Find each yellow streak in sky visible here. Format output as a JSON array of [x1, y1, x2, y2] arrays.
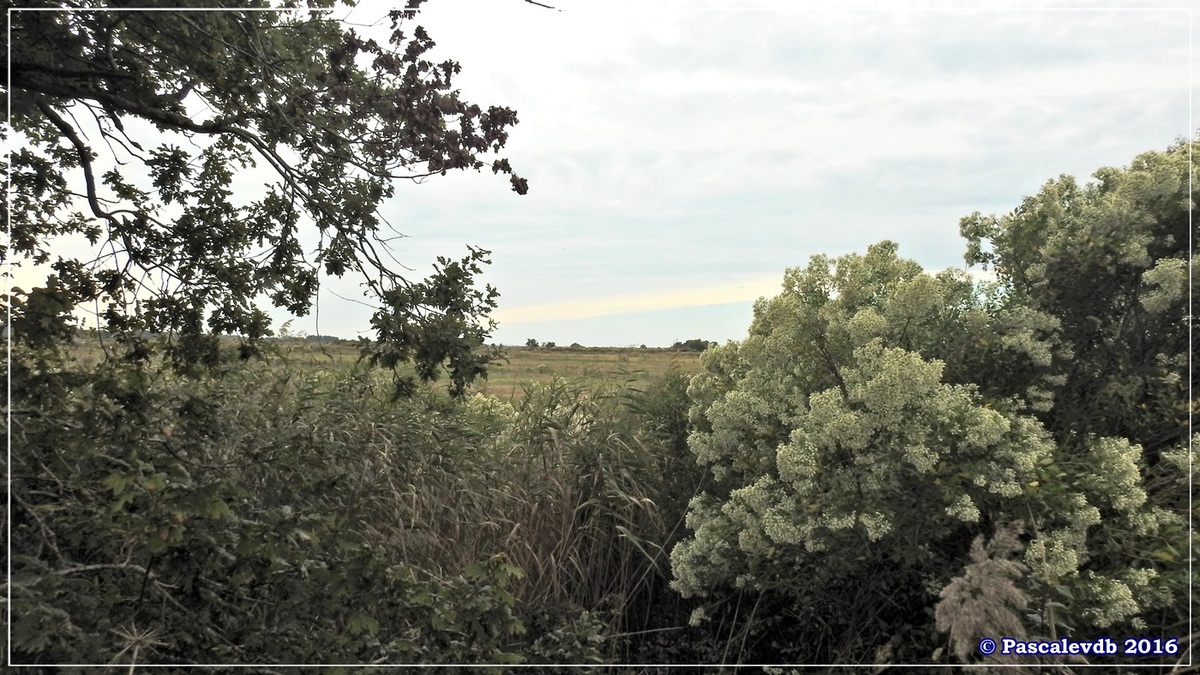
[[493, 276, 782, 325], [494, 267, 998, 326]]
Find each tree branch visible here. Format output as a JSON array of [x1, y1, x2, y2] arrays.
[[19, 71, 247, 136], [34, 97, 112, 225], [12, 490, 65, 565], [817, 337, 850, 402]]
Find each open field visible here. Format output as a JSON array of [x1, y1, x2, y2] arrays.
[[242, 340, 706, 398], [475, 346, 704, 400], [65, 333, 706, 401]]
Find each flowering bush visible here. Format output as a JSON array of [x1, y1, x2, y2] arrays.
[[671, 137, 1194, 670]]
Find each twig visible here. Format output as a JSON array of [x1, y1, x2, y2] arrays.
[[11, 490, 65, 565], [58, 561, 189, 614]]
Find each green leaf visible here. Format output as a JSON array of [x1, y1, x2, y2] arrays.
[[346, 611, 379, 637], [201, 495, 230, 519], [101, 472, 131, 496], [1151, 549, 1177, 562], [142, 473, 167, 492], [463, 560, 486, 580]]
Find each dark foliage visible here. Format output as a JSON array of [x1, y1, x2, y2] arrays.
[[6, 0, 525, 390]]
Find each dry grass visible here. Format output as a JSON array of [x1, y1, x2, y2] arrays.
[[475, 347, 703, 401], [936, 521, 1036, 671], [364, 376, 690, 614], [67, 333, 703, 402]]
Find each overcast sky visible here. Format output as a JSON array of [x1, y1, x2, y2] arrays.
[[17, 0, 1195, 347], [326, 0, 1192, 347]]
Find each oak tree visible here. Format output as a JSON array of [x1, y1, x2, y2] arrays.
[[6, 0, 526, 394]]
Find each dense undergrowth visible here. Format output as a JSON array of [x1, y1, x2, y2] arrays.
[[8, 340, 720, 670]]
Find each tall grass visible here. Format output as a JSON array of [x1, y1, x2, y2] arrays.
[[178, 355, 706, 663], [353, 372, 706, 660], [17, 334, 710, 666]]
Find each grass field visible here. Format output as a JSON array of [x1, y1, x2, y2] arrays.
[[66, 333, 706, 401], [475, 346, 704, 400], [272, 341, 705, 399]]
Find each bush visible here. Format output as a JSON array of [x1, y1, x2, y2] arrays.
[[667, 141, 1197, 667], [9, 325, 732, 667], [9, 350, 530, 667], [670, 339, 714, 352]]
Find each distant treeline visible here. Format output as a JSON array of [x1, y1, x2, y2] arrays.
[[74, 330, 712, 352], [518, 338, 717, 352]]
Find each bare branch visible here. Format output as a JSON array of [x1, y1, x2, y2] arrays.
[[35, 97, 113, 225], [11, 490, 65, 565]]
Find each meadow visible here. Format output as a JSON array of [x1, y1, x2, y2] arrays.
[[12, 7, 1192, 668], [473, 346, 702, 399], [215, 338, 706, 401]]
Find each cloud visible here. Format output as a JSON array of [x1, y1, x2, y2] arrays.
[[23, 1, 1190, 347]]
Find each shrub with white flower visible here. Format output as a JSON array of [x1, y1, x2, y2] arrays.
[[669, 236, 1189, 663]]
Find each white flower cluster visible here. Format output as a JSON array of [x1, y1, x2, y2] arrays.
[[670, 241, 1184, 640], [903, 443, 939, 473], [1075, 503, 1102, 528], [821, 510, 858, 532], [847, 307, 888, 345], [1160, 440, 1194, 475], [1079, 573, 1140, 628], [996, 305, 1058, 368], [846, 342, 945, 423], [671, 495, 741, 598], [978, 463, 1024, 498], [858, 511, 892, 540], [961, 406, 1012, 449], [805, 389, 870, 451], [1139, 257, 1187, 313], [465, 392, 516, 420], [1123, 566, 1158, 588], [776, 429, 820, 479], [1085, 436, 1147, 513], [945, 494, 980, 523], [726, 478, 812, 550], [1024, 528, 1083, 582]]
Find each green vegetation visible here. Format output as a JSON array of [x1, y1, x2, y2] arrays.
[[671, 139, 1196, 668], [671, 339, 718, 352], [12, 140, 1193, 671], [4, 0, 1194, 669], [63, 335, 704, 402], [11, 337, 706, 668], [8, 0, 522, 399]]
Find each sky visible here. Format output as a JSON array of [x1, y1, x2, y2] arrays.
[[13, 0, 1195, 347]]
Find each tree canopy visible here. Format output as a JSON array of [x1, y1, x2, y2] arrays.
[[6, 0, 526, 394], [960, 145, 1193, 455]]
